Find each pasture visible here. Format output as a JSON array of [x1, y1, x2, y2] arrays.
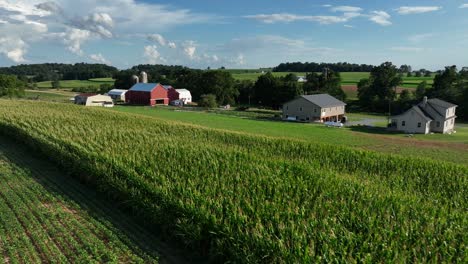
[[36, 78, 115, 89], [0, 100, 466, 262]]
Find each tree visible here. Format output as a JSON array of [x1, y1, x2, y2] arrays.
[[357, 62, 402, 112], [397, 89, 413, 113], [236, 80, 254, 106], [414, 81, 427, 100], [196, 70, 238, 105], [415, 71, 422, 77], [99, 84, 113, 94], [253, 72, 279, 107], [198, 94, 217, 108], [51, 79, 60, 89], [407, 72, 413, 77], [0, 74, 25, 98]]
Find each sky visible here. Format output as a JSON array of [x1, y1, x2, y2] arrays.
[[0, 0, 468, 70]]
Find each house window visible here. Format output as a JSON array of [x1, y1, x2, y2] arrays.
[[314, 108, 317, 113], [286, 106, 288, 110], [402, 121, 406, 127], [286, 115, 288, 118], [417, 122, 421, 128], [306, 117, 310, 121], [436, 121, 440, 127], [299, 107, 303, 112]]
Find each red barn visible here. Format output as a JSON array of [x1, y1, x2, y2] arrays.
[[126, 83, 173, 106]]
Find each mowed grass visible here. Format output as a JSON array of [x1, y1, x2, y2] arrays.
[[111, 106, 468, 164], [0, 136, 161, 263], [36, 79, 115, 89], [232, 71, 434, 88]]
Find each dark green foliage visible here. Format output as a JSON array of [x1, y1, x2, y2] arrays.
[[0, 63, 118, 82], [430, 66, 468, 119], [304, 70, 346, 101], [357, 62, 402, 112], [0, 74, 25, 98], [252, 72, 304, 108], [414, 81, 427, 100], [273, 62, 374, 72], [198, 94, 218, 108]]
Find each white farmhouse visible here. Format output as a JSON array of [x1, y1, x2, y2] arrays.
[[390, 97, 457, 134], [107, 89, 127, 102]]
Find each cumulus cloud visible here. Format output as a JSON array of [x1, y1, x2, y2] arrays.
[[143, 45, 166, 64], [89, 53, 110, 65], [396, 6, 442, 15], [168, 42, 177, 49], [182, 41, 197, 59], [331, 6, 363, 13], [0, 37, 27, 63], [147, 34, 167, 46], [460, 4, 468, 9], [369, 11, 392, 26], [245, 13, 359, 24], [64, 28, 91, 55]]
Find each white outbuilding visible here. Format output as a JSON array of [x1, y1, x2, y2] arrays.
[[107, 89, 127, 102], [74, 94, 114, 107], [175, 89, 192, 104]]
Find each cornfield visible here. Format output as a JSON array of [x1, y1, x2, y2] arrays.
[[0, 100, 466, 263]]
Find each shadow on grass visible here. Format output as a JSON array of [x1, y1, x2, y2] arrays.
[[0, 135, 204, 264]]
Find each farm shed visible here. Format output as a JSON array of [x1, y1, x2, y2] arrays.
[[107, 89, 127, 102], [126, 83, 174, 106], [390, 97, 457, 134], [174, 89, 192, 104], [74, 94, 114, 107], [282, 94, 346, 122]]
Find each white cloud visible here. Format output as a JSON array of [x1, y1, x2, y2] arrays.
[[64, 28, 91, 55], [89, 53, 110, 65], [235, 54, 245, 65], [245, 13, 359, 24], [143, 45, 165, 64], [182, 41, 197, 59], [331, 6, 363, 13], [369, 11, 392, 26], [396, 6, 442, 15], [344, 24, 354, 28], [409, 33, 434, 43], [460, 4, 468, 9], [0, 37, 27, 63], [147, 34, 167, 46], [168, 42, 177, 49], [390, 46, 423, 52]]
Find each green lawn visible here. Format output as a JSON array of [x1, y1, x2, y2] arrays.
[[24, 90, 75, 103], [110, 106, 468, 164]]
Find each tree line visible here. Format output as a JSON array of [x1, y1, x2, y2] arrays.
[[357, 62, 468, 120], [0, 63, 118, 82], [273, 62, 375, 73]]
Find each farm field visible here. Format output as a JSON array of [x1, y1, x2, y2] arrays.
[[113, 106, 468, 164], [0, 137, 167, 263], [24, 89, 76, 103], [36, 78, 115, 89], [0, 100, 466, 262], [231, 71, 434, 88]]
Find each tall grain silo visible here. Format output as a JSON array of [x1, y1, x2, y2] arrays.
[[132, 75, 139, 84], [140, 71, 148, 83]]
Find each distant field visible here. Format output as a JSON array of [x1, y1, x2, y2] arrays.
[[231, 71, 434, 88], [36, 79, 115, 89], [24, 90, 76, 102]]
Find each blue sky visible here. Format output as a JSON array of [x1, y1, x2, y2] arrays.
[[0, 0, 468, 70]]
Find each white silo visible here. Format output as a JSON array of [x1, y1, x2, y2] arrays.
[[140, 71, 148, 83], [132, 75, 139, 84]]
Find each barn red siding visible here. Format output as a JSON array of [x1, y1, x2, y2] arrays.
[[126, 84, 171, 106], [167, 88, 179, 102]]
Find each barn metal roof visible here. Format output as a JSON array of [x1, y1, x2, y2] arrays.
[[129, 83, 159, 92], [162, 85, 173, 90], [427, 98, 457, 109], [108, 89, 127, 95], [175, 89, 191, 93], [301, 94, 346, 108]]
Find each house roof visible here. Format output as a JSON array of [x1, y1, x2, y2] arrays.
[[129, 83, 159, 92], [76, 93, 97, 97], [175, 89, 191, 93], [300, 94, 346, 108], [108, 89, 127, 95], [427, 98, 457, 108], [162, 85, 173, 90], [413, 106, 433, 122]]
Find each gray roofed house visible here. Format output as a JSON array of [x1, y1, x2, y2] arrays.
[[390, 96, 457, 134], [282, 94, 346, 122]]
